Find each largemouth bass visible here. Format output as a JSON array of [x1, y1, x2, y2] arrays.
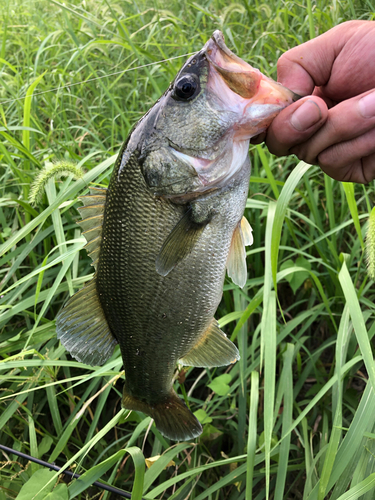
[[56, 31, 297, 441]]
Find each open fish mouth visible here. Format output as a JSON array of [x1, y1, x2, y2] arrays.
[[205, 30, 300, 104]]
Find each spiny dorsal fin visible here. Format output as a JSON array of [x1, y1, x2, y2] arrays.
[[226, 216, 253, 288], [155, 208, 206, 277], [56, 277, 117, 366], [179, 318, 239, 367], [88, 186, 107, 195], [77, 186, 107, 270], [77, 215, 103, 233], [77, 204, 105, 219]]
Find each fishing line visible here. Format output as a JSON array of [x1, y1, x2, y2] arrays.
[[0, 52, 195, 106], [0, 444, 140, 499]]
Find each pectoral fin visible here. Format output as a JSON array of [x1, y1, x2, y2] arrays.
[[155, 208, 206, 277], [226, 216, 253, 288], [179, 318, 239, 367]]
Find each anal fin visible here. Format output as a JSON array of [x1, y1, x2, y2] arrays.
[[56, 277, 117, 366], [179, 318, 239, 367], [226, 216, 253, 288]]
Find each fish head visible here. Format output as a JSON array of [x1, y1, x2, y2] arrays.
[[123, 31, 298, 200]]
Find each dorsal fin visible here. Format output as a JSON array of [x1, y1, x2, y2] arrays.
[[77, 186, 107, 270]]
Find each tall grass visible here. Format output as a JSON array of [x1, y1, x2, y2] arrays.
[[1, 0, 375, 499]]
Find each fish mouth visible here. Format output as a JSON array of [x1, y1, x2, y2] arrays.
[[204, 30, 300, 104]]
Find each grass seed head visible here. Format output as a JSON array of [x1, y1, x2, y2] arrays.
[[29, 160, 84, 205]]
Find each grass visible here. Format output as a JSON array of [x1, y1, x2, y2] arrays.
[[1, 0, 375, 498]]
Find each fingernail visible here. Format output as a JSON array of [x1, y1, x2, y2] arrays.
[[359, 92, 375, 118], [290, 100, 322, 131]]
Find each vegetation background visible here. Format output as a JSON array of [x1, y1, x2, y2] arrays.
[[1, 0, 375, 499]]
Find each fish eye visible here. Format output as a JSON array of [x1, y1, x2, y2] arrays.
[[174, 75, 199, 100]]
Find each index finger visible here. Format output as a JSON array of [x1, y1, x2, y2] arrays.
[[276, 21, 365, 96]]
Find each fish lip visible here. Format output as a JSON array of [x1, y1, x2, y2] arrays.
[[206, 30, 254, 73], [203, 29, 260, 98], [203, 30, 299, 103]]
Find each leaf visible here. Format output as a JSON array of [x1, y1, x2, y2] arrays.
[[207, 374, 232, 396], [143, 443, 194, 493], [280, 259, 295, 284], [15, 469, 56, 500], [200, 424, 223, 440], [335, 472, 375, 500], [271, 161, 312, 288], [0, 154, 116, 257], [44, 484, 68, 500], [194, 409, 213, 424], [280, 256, 311, 294], [246, 371, 259, 497], [38, 436, 54, 458], [342, 182, 364, 249], [339, 259, 375, 393], [67, 445, 144, 499], [145, 455, 175, 469], [22, 72, 46, 151]]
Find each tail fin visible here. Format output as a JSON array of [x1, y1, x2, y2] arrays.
[[122, 389, 202, 441]]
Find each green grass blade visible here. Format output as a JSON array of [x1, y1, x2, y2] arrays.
[[143, 443, 194, 493], [256, 145, 279, 199], [271, 161, 312, 288], [274, 344, 294, 500], [335, 473, 375, 500], [22, 71, 46, 151], [317, 307, 350, 497], [263, 290, 276, 500], [339, 258, 375, 393], [68, 446, 144, 500], [0, 154, 116, 257], [246, 371, 259, 500], [342, 183, 364, 248]]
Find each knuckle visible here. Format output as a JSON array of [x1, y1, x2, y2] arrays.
[[290, 142, 313, 162]]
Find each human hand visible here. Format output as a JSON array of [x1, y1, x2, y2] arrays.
[[255, 21, 375, 184]]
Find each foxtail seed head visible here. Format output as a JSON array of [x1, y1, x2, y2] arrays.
[[29, 160, 83, 205]]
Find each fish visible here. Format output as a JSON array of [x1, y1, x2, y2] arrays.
[[56, 31, 298, 441]]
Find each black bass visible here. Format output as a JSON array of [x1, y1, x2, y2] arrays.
[[56, 32, 297, 441]]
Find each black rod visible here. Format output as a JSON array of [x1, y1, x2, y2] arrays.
[[0, 444, 133, 498]]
